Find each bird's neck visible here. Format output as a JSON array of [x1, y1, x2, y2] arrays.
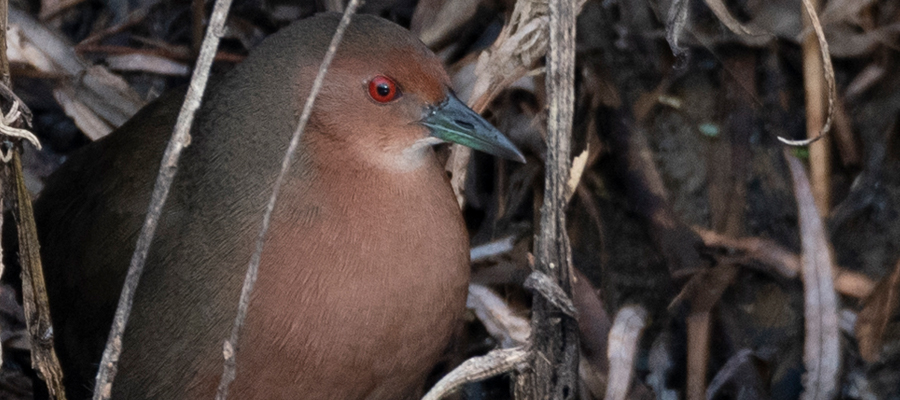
[[304, 132, 442, 176]]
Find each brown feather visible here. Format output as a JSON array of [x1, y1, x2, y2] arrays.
[[37, 13, 469, 399]]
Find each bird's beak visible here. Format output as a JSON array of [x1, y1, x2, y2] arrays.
[[419, 93, 526, 163]]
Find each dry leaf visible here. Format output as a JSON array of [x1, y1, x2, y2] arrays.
[[665, 0, 690, 60], [53, 86, 114, 139], [105, 54, 191, 76], [466, 283, 530, 348], [606, 305, 648, 400], [702, 0, 770, 40], [411, 0, 481, 47], [9, 6, 145, 139], [855, 259, 900, 363], [565, 146, 588, 203], [786, 154, 841, 400]]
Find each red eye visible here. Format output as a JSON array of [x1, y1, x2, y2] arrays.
[[368, 76, 400, 103]]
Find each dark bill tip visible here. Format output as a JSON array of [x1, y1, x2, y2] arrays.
[[419, 93, 526, 163]]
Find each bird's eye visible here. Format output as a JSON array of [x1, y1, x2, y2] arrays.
[[368, 76, 400, 103]]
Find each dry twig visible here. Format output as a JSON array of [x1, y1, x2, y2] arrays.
[[422, 347, 529, 400], [798, 0, 833, 212], [214, 2, 362, 398], [694, 228, 875, 299], [92, 0, 237, 395], [778, 0, 836, 148], [855, 259, 900, 362]]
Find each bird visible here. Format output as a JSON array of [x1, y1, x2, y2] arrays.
[[35, 12, 524, 400]]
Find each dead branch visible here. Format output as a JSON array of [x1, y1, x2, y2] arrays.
[[91, 0, 238, 395], [514, 0, 579, 398], [422, 347, 529, 400]]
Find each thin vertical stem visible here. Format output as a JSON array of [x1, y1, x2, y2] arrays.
[[214, 1, 362, 398], [92, 0, 236, 396]]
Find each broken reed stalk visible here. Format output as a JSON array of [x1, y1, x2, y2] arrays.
[[91, 0, 236, 396], [801, 0, 831, 213], [11, 152, 68, 399], [514, 0, 579, 398], [214, 1, 361, 398], [0, 1, 68, 397]]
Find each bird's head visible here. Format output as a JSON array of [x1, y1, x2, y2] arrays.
[[303, 14, 525, 171]]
